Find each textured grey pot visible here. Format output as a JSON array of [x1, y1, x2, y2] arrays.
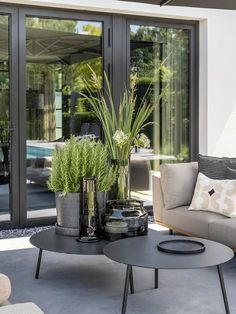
[[55, 191, 108, 237], [55, 192, 80, 236]]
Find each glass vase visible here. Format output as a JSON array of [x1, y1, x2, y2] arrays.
[[112, 159, 130, 200]]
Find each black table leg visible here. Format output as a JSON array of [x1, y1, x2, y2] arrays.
[[217, 264, 230, 314], [129, 266, 134, 294], [122, 265, 132, 314], [155, 269, 158, 289], [35, 248, 43, 279]]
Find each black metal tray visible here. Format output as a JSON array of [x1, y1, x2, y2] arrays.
[[157, 239, 205, 255]]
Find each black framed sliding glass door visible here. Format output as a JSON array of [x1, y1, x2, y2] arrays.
[[18, 9, 111, 226], [0, 5, 198, 228], [0, 7, 19, 228], [128, 19, 198, 198]]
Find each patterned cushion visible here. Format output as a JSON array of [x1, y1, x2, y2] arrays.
[[198, 154, 236, 180], [189, 172, 236, 218]]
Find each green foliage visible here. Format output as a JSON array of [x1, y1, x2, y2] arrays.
[[47, 137, 117, 194], [26, 17, 77, 33], [83, 23, 102, 36], [82, 70, 158, 162]]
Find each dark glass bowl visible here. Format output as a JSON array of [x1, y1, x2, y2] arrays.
[[104, 199, 148, 241]]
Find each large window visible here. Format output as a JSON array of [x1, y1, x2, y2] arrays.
[[25, 16, 103, 219], [0, 5, 197, 228], [129, 22, 196, 200], [0, 15, 10, 222], [130, 24, 190, 163]]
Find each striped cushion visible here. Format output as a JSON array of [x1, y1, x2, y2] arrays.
[[198, 154, 236, 180]]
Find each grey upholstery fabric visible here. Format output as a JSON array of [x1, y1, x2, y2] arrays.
[[209, 218, 236, 248], [0, 303, 44, 314], [152, 161, 236, 248], [163, 206, 227, 238], [152, 174, 164, 221], [160, 162, 198, 209], [226, 167, 236, 179], [198, 154, 236, 179]]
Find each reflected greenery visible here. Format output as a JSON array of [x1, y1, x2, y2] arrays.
[[26, 18, 103, 141], [130, 25, 190, 164], [0, 15, 9, 142]]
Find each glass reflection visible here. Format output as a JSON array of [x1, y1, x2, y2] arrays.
[[130, 25, 190, 199], [26, 17, 103, 219], [0, 15, 10, 222]]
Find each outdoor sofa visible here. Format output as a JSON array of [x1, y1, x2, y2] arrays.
[[153, 161, 236, 250], [0, 273, 43, 313]]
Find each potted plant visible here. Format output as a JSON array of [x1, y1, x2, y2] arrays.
[[82, 71, 157, 200], [47, 136, 117, 236]]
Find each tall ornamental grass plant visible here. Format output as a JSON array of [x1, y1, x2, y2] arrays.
[[81, 70, 159, 199]]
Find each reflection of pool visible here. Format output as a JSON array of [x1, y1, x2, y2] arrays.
[[27, 145, 53, 159]]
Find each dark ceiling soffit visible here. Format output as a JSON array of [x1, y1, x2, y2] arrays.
[[120, 0, 236, 10]]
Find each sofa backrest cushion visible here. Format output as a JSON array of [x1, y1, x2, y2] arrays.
[[198, 154, 236, 180], [160, 162, 198, 210], [226, 167, 236, 179]]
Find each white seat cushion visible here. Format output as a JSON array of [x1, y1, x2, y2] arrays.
[[0, 303, 44, 314]]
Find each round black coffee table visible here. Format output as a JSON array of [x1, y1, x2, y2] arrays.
[[103, 234, 234, 314], [30, 228, 109, 279]]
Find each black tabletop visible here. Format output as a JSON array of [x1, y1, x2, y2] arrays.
[[103, 233, 234, 269], [30, 228, 109, 255]]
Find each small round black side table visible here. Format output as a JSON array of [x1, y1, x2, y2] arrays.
[[103, 234, 234, 314], [30, 228, 109, 279]]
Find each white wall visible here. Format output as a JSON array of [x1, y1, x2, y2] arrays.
[[3, 0, 236, 157]]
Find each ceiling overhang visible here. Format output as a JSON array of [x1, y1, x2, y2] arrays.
[[120, 0, 236, 10]]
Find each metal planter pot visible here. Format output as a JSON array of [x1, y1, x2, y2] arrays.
[[55, 191, 108, 237], [55, 192, 81, 236]]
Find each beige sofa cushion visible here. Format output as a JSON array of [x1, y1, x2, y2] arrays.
[[0, 303, 44, 314], [209, 219, 236, 248], [160, 162, 198, 209], [0, 274, 11, 306], [152, 174, 165, 221], [163, 205, 227, 238]]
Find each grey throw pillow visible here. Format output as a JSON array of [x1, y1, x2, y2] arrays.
[[226, 167, 236, 179], [198, 154, 236, 180], [160, 162, 198, 209]]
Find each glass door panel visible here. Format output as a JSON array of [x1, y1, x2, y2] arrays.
[[130, 24, 190, 198], [0, 15, 11, 222], [25, 17, 103, 219]]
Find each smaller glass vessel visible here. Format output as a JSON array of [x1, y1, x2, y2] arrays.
[[77, 176, 101, 243]]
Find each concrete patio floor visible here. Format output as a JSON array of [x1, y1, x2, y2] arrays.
[[0, 225, 235, 314]]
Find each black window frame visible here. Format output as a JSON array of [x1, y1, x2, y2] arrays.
[[0, 4, 199, 229]]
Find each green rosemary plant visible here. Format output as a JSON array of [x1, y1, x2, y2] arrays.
[[47, 136, 117, 194]]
